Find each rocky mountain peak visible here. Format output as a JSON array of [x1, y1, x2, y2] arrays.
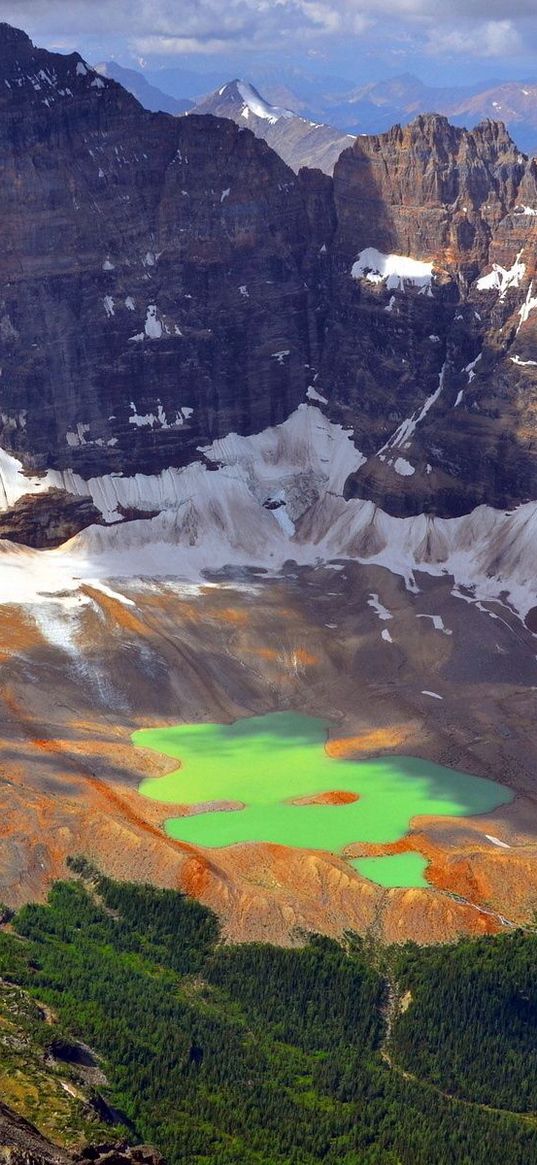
[[0, 22, 33, 56], [333, 111, 529, 273]]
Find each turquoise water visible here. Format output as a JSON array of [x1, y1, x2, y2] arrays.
[[135, 711, 513, 887]]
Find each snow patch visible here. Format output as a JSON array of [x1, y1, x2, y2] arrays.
[[145, 305, 162, 339], [306, 386, 328, 404], [367, 593, 392, 621], [351, 248, 433, 291], [393, 457, 415, 477], [416, 613, 452, 635], [236, 80, 294, 124], [485, 834, 511, 849], [476, 252, 525, 299], [511, 354, 537, 367]]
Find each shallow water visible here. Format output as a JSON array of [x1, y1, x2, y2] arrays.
[[135, 711, 512, 887]]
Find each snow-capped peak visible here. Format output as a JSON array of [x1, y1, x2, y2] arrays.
[[232, 79, 294, 124]]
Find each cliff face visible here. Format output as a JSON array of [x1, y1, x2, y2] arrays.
[[0, 25, 319, 491], [0, 1101, 162, 1165], [320, 116, 537, 515], [0, 24, 537, 534]]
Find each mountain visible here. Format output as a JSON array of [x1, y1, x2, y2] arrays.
[[318, 73, 537, 154], [95, 61, 192, 115], [190, 79, 354, 174], [321, 73, 488, 132], [446, 82, 537, 154], [1, 21, 537, 955]]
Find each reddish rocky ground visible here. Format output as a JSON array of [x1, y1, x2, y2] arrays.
[[1, 561, 537, 945]]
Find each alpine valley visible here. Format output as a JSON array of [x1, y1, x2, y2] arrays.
[[4, 15, 537, 1164]]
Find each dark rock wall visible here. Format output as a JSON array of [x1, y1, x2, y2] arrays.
[[1, 25, 537, 521]]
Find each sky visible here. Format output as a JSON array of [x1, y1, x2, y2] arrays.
[[0, 0, 537, 88]]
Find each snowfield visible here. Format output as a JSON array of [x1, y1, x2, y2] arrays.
[[0, 403, 536, 625]]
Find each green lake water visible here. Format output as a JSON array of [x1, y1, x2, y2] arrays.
[[352, 853, 430, 888], [135, 711, 513, 888]]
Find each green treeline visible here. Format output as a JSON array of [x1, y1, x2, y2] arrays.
[[392, 932, 537, 1110], [0, 866, 536, 1165]]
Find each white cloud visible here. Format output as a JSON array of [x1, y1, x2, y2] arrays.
[[0, 0, 532, 61], [426, 18, 522, 57]]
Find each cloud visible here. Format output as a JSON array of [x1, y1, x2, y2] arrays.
[[0, 0, 533, 62], [426, 19, 523, 57]]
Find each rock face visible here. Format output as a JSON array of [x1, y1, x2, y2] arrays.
[[0, 1102, 162, 1165], [190, 80, 354, 175], [0, 489, 102, 547], [0, 1101, 70, 1165], [1, 23, 537, 531], [0, 25, 318, 487], [321, 116, 537, 516]]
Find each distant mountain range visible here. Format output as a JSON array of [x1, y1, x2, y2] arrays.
[[95, 60, 193, 115], [100, 62, 537, 157]]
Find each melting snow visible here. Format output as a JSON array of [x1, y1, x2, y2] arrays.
[[416, 613, 452, 635], [476, 252, 525, 299], [145, 305, 162, 339], [367, 593, 392, 621], [393, 457, 415, 477], [1, 405, 537, 629], [518, 281, 537, 331], [380, 362, 447, 452], [351, 248, 433, 291], [465, 353, 481, 382], [306, 386, 328, 404], [511, 354, 537, 367], [485, 834, 511, 849]]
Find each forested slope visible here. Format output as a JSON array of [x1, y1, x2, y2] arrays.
[[0, 865, 536, 1165]]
